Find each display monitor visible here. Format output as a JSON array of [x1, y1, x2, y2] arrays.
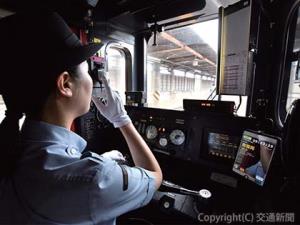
[[232, 130, 279, 186], [207, 132, 240, 160]]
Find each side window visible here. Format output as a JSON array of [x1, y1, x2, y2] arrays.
[[107, 47, 127, 103], [221, 95, 248, 116], [0, 95, 25, 127], [0, 95, 6, 123], [147, 19, 217, 110], [286, 8, 300, 111]]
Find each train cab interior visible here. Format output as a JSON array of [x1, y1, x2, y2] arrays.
[[1, 0, 300, 224]]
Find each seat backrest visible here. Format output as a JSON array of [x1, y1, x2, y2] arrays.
[[282, 99, 300, 177]]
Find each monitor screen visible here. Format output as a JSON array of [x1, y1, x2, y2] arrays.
[[232, 130, 278, 186], [207, 132, 240, 160]]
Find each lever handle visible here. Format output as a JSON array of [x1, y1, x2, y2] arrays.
[[159, 180, 212, 199]]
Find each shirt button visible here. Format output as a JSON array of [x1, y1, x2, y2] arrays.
[[70, 148, 77, 155]]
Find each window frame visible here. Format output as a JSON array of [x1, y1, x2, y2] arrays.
[[104, 42, 133, 93], [277, 2, 300, 127], [145, 19, 218, 110]]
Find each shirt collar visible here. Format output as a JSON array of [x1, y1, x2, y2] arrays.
[[20, 119, 87, 153]]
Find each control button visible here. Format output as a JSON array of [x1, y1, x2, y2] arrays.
[[159, 195, 175, 212], [163, 201, 170, 209], [159, 138, 168, 147], [70, 148, 77, 155]]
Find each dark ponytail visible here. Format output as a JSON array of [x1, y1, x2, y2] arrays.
[[0, 95, 23, 178]]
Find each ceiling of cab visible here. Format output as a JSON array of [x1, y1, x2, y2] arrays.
[[0, 0, 206, 29], [0, 0, 95, 22], [93, 0, 206, 33], [0, 0, 241, 78]]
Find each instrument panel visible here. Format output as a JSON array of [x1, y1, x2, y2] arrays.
[[126, 106, 256, 170], [77, 104, 256, 171], [132, 113, 187, 158], [143, 124, 186, 146]]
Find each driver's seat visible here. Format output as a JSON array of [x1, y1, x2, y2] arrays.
[[280, 99, 300, 211], [282, 99, 300, 180]]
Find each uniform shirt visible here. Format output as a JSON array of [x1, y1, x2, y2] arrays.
[[0, 120, 156, 225]]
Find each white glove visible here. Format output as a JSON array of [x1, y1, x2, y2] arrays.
[[101, 150, 126, 161], [91, 73, 131, 128]]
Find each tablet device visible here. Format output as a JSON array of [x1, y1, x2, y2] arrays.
[[232, 130, 279, 186]]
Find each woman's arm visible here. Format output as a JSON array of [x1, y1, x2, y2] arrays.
[[119, 123, 162, 189], [91, 74, 162, 189]]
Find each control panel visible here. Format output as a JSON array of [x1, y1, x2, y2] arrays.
[[76, 104, 256, 171], [126, 106, 256, 169], [133, 116, 187, 158]]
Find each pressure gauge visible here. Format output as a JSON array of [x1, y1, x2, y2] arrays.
[[145, 125, 158, 140], [159, 138, 168, 147], [169, 129, 185, 145]]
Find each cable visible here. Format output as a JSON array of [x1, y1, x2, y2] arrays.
[[212, 93, 218, 100], [235, 95, 242, 113], [207, 87, 217, 100]]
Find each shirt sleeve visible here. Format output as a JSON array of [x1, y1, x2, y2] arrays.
[[89, 158, 157, 223]]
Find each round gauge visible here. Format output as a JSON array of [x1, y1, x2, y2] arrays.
[[169, 129, 185, 145], [159, 138, 168, 147], [145, 125, 158, 140]]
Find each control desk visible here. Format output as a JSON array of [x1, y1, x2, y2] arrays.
[[76, 105, 278, 223], [125, 106, 256, 171]]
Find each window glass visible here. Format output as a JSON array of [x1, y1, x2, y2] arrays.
[[221, 95, 248, 116], [286, 8, 300, 111], [0, 95, 25, 127], [107, 47, 126, 103], [147, 19, 217, 110], [0, 95, 6, 123]]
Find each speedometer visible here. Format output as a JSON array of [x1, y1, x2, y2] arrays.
[[145, 125, 158, 140], [169, 129, 185, 145]]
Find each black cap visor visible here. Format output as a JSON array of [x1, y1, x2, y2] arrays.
[[52, 42, 103, 73]]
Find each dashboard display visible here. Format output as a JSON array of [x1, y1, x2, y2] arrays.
[[232, 130, 278, 186], [207, 132, 240, 159]]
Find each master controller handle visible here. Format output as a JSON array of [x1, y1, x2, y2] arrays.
[[159, 180, 212, 200]]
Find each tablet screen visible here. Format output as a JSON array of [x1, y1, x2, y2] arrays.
[[232, 130, 278, 186]]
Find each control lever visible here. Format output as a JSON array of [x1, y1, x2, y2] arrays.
[[156, 180, 212, 219], [159, 180, 212, 200]]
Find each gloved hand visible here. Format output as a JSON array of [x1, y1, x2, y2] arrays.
[[91, 73, 131, 128], [101, 150, 126, 161]]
